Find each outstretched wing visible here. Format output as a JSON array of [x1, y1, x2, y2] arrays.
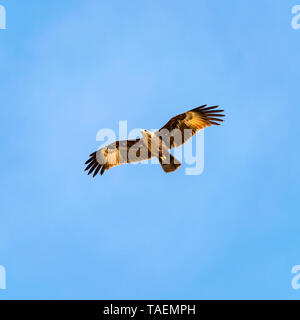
[[84, 139, 151, 177], [157, 105, 225, 148]]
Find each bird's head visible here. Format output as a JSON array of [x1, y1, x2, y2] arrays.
[[140, 129, 152, 140]]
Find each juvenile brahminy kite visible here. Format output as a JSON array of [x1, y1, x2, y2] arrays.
[[85, 105, 225, 176]]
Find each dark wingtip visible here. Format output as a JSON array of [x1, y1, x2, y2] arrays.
[[201, 105, 219, 111], [100, 166, 106, 176], [209, 121, 221, 126], [85, 150, 105, 178], [196, 105, 226, 125], [191, 104, 207, 111], [87, 162, 98, 175], [209, 117, 224, 122], [93, 164, 102, 177], [85, 160, 95, 171], [85, 157, 94, 165]]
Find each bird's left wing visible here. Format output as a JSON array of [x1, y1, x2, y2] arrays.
[[157, 105, 225, 149]]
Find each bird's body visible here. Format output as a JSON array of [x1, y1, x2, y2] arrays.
[[141, 129, 181, 173], [141, 129, 168, 159], [85, 105, 225, 177]]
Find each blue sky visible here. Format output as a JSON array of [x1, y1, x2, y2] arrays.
[[0, 0, 300, 299]]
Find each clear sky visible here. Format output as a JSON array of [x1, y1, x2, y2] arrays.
[[1, 0, 300, 299]]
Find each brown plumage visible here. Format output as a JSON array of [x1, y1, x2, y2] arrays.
[[157, 105, 224, 148], [85, 105, 225, 177]]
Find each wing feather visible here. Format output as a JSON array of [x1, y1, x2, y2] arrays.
[[157, 105, 225, 148], [84, 139, 152, 177]]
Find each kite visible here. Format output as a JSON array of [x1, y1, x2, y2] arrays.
[[85, 105, 225, 176]]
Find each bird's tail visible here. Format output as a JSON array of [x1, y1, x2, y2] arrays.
[[158, 152, 181, 173]]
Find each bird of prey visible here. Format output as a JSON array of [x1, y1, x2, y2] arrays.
[[85, 105, 225, 177]]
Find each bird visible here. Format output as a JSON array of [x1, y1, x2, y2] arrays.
[[85, 105, 225, 177]]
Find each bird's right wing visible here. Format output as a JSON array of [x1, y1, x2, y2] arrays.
[[84, 139, 151, 177]]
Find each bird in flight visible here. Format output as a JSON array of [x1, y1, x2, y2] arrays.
[[85, 105, 225, 177]]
